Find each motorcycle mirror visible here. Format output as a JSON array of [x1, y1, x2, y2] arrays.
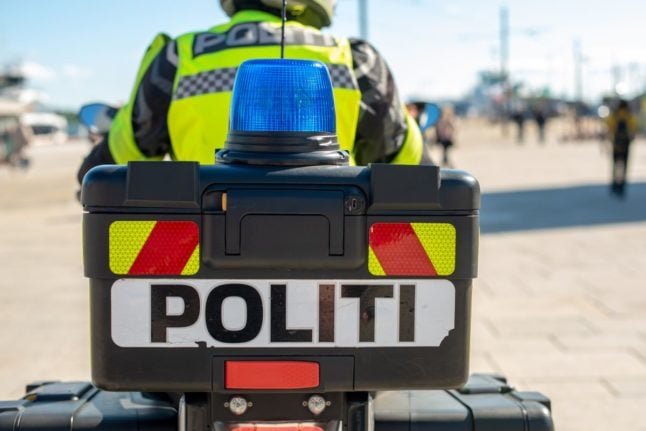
[[79, 103, 117, 135], [421, 103, 442, 130]]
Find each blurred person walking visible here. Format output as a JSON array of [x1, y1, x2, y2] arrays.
[[510, 100, 526, 143], [532, 101, 548, 143], [436, 106, 455, 167], [406, 101, 437, 165], [606, 100, 638, 197], [1, 118, 31, 169]]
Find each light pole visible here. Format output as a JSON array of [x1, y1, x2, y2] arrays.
[[573, 38, 583, 102], [500, 6, 510, 133], [500, 6, 509, 84], [359, 0, 368, 40]]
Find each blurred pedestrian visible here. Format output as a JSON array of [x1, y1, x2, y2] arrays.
[[1, 118, 30, 169], [436, 106, 456, 167], [510, 100, 526, 143], [406, 102, 438, 165], [606, 99, 638, 197], [574, 101, 585, 141], [532, 102, 548, 143], [0, 125, 10, 164]]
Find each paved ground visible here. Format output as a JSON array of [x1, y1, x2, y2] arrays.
[[1, 127, 646, 430]]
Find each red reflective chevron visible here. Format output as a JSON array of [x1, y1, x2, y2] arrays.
[[369, 223, 437, 276], [128, 221, 198, 275]]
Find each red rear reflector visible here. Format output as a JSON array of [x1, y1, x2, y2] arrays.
[[225, 361, 319, 389], [232, 425, 323, 431]]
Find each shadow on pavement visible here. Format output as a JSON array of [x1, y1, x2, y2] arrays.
[[481, 182, 646, 234]]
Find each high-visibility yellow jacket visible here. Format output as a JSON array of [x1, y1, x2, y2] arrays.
[[105, 10, 424, 166]]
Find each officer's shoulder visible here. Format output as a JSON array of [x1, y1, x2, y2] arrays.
[[348, 38, 381, 55], [348, 38, 385, 59], [145, 32, 173, 53], [326, 31, 351, 47]]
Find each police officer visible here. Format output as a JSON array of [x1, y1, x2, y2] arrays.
[[606, 99, 638, 197], [77, 0, 427, 182]]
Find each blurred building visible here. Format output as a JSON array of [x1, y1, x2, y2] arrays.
[[1, 65, 68, 146]]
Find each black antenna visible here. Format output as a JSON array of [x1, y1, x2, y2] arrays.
[[280, 0, 287, 58]]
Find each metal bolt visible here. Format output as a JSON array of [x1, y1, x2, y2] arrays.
[[228, 396, 249, 416], [307, 395, 327, 416]]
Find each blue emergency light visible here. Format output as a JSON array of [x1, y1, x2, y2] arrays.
[[218, 59, 348, 166], [229, 59, 336, 134]]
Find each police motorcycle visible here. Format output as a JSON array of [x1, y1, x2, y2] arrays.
[[0, 10, 554, 431]]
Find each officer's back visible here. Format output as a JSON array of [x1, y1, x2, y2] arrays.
[[77, 0, 426, 184]]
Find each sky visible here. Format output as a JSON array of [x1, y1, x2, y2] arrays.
[[2, 0, 646, 109]]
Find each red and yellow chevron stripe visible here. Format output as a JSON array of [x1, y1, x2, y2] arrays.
[[368, 222, 456, 276], [109, 221, 199, 276]]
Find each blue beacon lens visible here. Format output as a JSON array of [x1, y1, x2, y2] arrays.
[[229, 59, 337, 133]]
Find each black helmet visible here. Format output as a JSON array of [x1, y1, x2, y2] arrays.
[[220, 0, 335, 29]]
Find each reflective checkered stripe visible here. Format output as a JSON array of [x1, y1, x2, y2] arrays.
[[109, 221, 199, 275], [174, 67, 237, 100], [368, 223, 456, 277], [327, 64, 358, 89], [174, 64, 357, 100]]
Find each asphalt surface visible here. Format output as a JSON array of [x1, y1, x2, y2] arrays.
[[1, 131, 646, 430]]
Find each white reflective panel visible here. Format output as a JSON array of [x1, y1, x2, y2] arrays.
[[111, 279, 455, 348]]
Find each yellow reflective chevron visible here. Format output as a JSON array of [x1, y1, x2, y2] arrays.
[[108, 221, 156, 274], [368, 246, 386, 276], [410, 223, 456, 275], [181, 244, 200, 276]]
